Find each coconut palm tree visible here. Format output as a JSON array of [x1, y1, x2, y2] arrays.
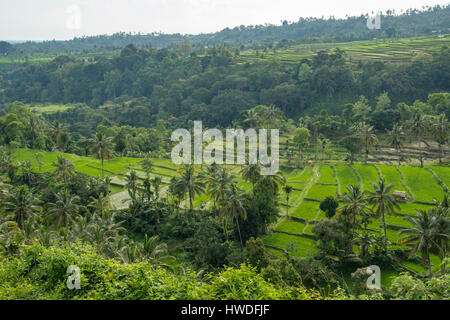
[[431, 114, 448, 164], [124, 170, 139, 197], [240, 164, 261, 194], [367, 178, 400, 253], [263, 172, 286, 195], [90, 132, 114, 178], [408, 113, 428, 167], [243, 108, 260, 128], [204, 167, 236, 213], [220, 185, 248, 247], [338, 184, 372, 240], [355, 122, 378, 164], [2, 185, 41, 228], [52, 155, 75, 186], [283, 185, 293, 217], [172, 165, 205, 211], [46, 189, 80, 228], [387, 123, 405, 165], [141, 152, 153, 178], [398, 209, 441, 278]]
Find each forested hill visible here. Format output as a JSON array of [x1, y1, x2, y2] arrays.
[[10, 5, 450, 53]]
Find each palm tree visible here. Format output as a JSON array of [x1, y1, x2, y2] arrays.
[[240, 164, 261, 194], [220, 185, 248, 247], [204, 167, 236, 213], [431, 114, 448, 164], [338, 184, 372, 241], [387, 123, 405, 165], [429, 205, 449, 275], [398, 209, 441, 278], [51, 120, 66, 150], [141, 235, 174, 268], [90, 132, 114, 178], [52, 155, 75, 186], [46, 189, 80, 228], [243, 109, 259, 128], [408, 113, 427, 167], [263, 172, 286, 195], [172, 165, 205, 211], [151, 176, 162, 199], [367, 178, 400, 253], [356, 122, 378, 164], [124, 170, 139, 197], [141, 152, 153, 178], [283, 185, 293, 217], [2, 186, 41, 228]]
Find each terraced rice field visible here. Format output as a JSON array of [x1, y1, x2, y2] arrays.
[[13, 149, 449, 279]]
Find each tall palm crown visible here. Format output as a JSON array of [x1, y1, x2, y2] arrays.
[[90, 132, 114, 178], [220, 185, 248, 246], [367, 178, 400, 253], [355, 122, 378, 163], [339, 184, 372, 234], [52, 155, 75, 185], [3, 186, 41, 228], [398, 209, 442, 278], [387, 123, 405, 165], [240, 164, 261, 192], [172, 165, 205, 211], [205, 167, 236, 212], [46, 189, 80, 228]]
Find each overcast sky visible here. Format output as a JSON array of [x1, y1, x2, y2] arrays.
[[1, 0, 448, 41]]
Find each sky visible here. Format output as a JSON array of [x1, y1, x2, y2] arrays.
[[1, 0, 449, 41]]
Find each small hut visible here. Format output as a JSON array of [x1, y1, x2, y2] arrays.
[[393, 191, 408, 202]]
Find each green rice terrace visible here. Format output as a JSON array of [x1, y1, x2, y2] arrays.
[[239, 34, 450, 65], [12, 148, 450, 286]]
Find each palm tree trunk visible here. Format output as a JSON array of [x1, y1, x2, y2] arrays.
[[382, 212, 387, 253], [236, 219, 243, 247], [426, 245, 432, 279], [101, 157, 104, 178]]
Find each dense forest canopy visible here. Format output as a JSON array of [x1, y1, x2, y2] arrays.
[[1, 43, 449, 130]]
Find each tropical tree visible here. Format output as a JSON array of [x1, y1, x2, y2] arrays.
[[367, 178, 400, 253], [172, 165, 205, 211], [340, 135, 360, 165], [338, 184, 372, 240], [398, 209, 441, 278], [408, 113, 428, 167], [205, 167, 236, 213], [2, 185, 41, 228], [125, 170, 139, 197], [243, 108, 260, 128], [355, 122, 378, 164], [46, 189, 80, 228], [90, 132, 114, 177], [283, 185, 293, 217], [240, 164, 261, 193], [431, 114, 448, 164], [387, 123, 405, 165], [52, 155, 75, 186], [220, 185, 248, 246], [141, 152, 153, 178], [293, 127, 310, 167]]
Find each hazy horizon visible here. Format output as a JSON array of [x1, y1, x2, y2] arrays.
[[1, 0, 449, 42]]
